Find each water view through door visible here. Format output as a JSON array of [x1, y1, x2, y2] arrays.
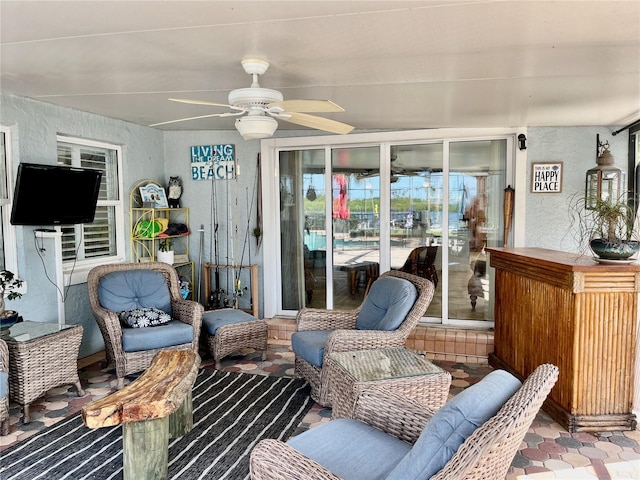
[[278, 139, 507, 323]]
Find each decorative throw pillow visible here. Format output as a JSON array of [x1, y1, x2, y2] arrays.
[[118, 307, 172, 328]]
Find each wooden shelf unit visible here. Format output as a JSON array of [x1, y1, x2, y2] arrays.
[[203, 263, 259, 318]]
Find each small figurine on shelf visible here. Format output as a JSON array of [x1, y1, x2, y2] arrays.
[[166, 176, 183, 208]]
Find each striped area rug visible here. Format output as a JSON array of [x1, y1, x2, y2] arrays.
[[0, 370, 313, 480]]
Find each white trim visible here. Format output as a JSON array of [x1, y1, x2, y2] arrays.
[[261, 128, 523, 322], [0, 126, 18, 273], [56, 135, 125, 285]]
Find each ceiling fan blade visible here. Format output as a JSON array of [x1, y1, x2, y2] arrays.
[[268, 99, 345, 113], [169, 98, 246, 112], [149, 111, 242, 127], [280, 112, 354, 134]]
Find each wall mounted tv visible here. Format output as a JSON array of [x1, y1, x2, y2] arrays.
[[10, 163, 103, 226]]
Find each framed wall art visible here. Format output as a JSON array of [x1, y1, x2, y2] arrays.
[[531, 162, 563, 193], [139, 182, 169, 208]]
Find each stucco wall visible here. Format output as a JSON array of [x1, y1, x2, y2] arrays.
[[1, 92, 632, 357], [524, 127, 630, 252], [1, 93, 165, 356]]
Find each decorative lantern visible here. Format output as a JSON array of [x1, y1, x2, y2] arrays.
[[585, 135, 622, 209]]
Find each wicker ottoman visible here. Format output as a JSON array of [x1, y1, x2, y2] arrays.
[[326, 347, 451, 419], [203, 309, 268, 369]]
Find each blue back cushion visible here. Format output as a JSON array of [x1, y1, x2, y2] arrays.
[[387, 369, 522, 480], [0, 371, 8, 398], [356, 277, 417, 331], [98, 270, 172, 315]]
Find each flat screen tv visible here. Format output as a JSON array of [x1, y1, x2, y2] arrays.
[[10, 163, 103, 226]]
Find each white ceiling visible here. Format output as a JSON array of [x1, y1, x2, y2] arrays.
[[1, 0, 639, 133]]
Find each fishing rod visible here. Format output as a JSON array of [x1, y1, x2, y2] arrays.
[[236, 174, 258, 294], [197, 224, 204, 304], [210, 166, 222, 309]]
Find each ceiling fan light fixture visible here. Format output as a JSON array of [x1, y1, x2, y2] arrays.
[[235, 115, 278, 140]]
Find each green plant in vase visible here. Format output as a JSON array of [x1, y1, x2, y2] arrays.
[[157, 239, 175, 264], [569, 192, 639, 261], [0, 270, 23, 329]]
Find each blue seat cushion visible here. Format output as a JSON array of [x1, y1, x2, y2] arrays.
[[98, 270, 172, 315], [121, 320, 193, 352], [387, 369, 522, 480], [291, 330, 332, 368], [203, 308, 258, 335], [356, 277, 417, 331], [287, 418, 412, 480], [0, 371, 8, 398]]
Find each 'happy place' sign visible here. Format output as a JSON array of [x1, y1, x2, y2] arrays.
[[531, 162, 562, 193]]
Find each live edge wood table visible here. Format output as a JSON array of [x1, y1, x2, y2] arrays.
[[486, 247, 638, 432], [326, 347, 451, 419], [3, 321, 84, 423], [82, 350, 200, 480]]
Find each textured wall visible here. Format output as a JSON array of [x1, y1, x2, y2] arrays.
[[524, 127, 630, 253], [1, 93, 164, 356], [1, 92, 632, 356]]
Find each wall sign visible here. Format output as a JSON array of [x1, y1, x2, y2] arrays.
[[531, 162, 562, 193], [190, 144, 236, 180]]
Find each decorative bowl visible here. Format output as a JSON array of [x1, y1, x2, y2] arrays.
[[0, 310, 19, 330], [590, 239, 640, 260]]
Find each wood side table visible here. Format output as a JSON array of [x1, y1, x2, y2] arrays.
[[3, 321, 85, 423], [326, 347, 451, 419]]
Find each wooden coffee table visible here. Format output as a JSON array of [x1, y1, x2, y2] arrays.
[[3, 321, 84, 423], [326, 347, 451, 419]]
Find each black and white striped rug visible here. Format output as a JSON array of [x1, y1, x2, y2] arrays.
[[0, 370, 313, 480]]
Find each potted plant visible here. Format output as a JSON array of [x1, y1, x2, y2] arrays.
[[0, 270, 23, 329], [157, 239, 174, 264], [569, 193, 639, 261]]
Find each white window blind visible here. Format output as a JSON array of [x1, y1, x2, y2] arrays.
[[56, 138, 123, 267]]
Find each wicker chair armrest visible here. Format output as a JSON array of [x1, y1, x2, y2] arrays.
[[324, 328, 406, 354], [93, 306, 124, 334], [0, 339, 8, 372], [352, 387, 436, 443], [171, 298, 204, 327], [250, 439, 341, 480], [296, 308, 358, 332], [171, 298, 203, 351]]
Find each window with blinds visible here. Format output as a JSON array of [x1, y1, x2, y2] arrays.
[[56, 137, 122, 264]]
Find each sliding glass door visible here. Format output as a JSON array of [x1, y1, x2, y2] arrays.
[[271, 131, 513, 323]]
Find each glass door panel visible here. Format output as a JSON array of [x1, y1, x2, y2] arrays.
[[388, 143, 443, 319], [448, 140, 506, 321], [332, 146, 380, 309], [279, 149, 326, 310]]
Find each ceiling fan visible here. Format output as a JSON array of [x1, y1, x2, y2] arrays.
[[150, 59, 355, 140], [354, 155, 422, 181]]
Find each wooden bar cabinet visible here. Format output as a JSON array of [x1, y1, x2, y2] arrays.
[[487, 247, 638, 432]]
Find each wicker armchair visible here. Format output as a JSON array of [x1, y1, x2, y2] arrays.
[[87, 262, 203, 389], [0, 338, 9, 435], [293, 270, 434, 405], [250, 364, 559, 480]]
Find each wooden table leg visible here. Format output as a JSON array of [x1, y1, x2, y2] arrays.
[[123, 417, 169, 480]]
